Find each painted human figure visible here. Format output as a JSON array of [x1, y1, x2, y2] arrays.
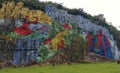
[[104, 36, 110, 51], [95, 30, 105, 50], [86, 32, 94, 49]]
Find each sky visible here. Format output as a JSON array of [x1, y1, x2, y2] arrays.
[[40, 0, 120, 30]]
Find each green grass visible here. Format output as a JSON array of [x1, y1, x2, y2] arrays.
[[0, 62, 120, 73]]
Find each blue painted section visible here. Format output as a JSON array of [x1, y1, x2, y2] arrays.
[[11, 23, 49, 64], [12, 38, 42, 64], [89, 36, 113, 59]]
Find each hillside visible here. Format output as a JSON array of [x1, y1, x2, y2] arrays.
[[1, 0, 119, 50], [0, 0, 119, 66]]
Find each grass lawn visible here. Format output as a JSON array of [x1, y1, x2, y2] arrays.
[[0, 62, 120, 73]]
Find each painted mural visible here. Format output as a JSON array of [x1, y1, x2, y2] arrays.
[[0, 1, 115, 65]]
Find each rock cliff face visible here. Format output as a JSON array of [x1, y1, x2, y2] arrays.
[[45, 5, 110, 37], [45, 5, 120, 60], [0, 2, 120, 66]]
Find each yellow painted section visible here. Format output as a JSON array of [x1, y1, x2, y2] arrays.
[[0, 1, 52, 25], [50, 30, 68, 51]]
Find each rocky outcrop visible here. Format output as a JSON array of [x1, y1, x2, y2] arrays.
[[84, 52, 113, 62], [45, 5, 111, 38], [109, 39, 119, 60]]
